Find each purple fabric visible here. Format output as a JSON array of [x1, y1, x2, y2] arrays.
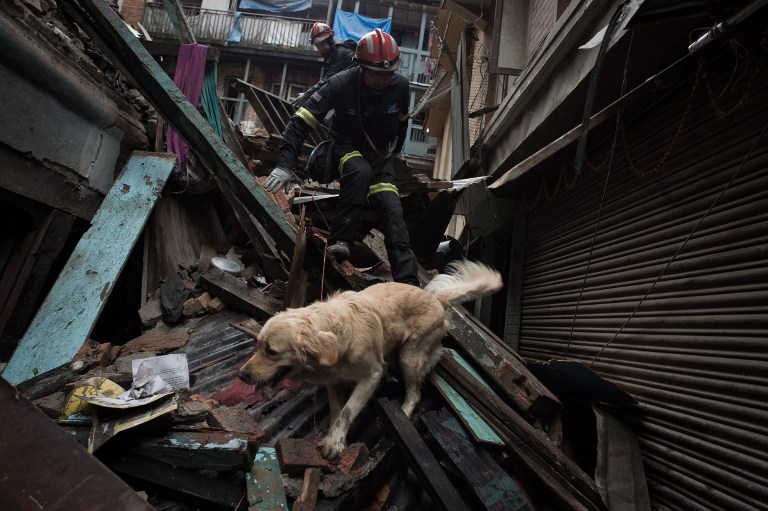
[[166, 44, 208, 165]]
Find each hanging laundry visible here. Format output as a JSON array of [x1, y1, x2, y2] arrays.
[[166, 43, 209, 166]]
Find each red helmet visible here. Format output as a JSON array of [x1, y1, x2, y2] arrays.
[[354, 28, 400, 71], [310, 22, 333, 44]]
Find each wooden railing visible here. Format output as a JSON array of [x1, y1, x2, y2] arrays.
[[142, 2, 318, 53]]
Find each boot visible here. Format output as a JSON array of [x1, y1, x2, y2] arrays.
[[327, 241, 350, 260]]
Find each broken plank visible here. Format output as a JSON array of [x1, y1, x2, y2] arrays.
[[293, 468, 322, 511], [284, 206, 308, 309], [105, 451, 248, 510], [446, 305, 561, 420], [436, 352, 607, 511], [3, 152, 175, 385], [421, 409, 527, 511], [120, 324, 191, 355], [15, 360, 89, 401], [123, 429, 259, 471], [200, 270, 282, 320], [377, 398, 471, 511], [249, 447, 289, 510], [429, 372, 504, 446], [160, 0, 196, 44]]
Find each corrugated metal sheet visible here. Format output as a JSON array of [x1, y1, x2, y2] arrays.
[[518, 59, 768, 510]]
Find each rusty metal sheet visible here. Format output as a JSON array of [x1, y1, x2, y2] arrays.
[[0, 377, 154, 511]]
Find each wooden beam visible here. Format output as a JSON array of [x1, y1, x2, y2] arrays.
[[199, 270, 282, 320], [377, 398, 472, 511], [293, 468, 322, 511], [436, 351, 607, 511], [421, 409, 528, 511], [122, 429, 259, 471], [428, 372, 504, 446], [105, 451, 248, 510], [160, 0, 196, 44], [446, 305, 562, 421], [3, 152, 175, 385], [284, 207, 308, 309], [74, 0, 298, 258], [216, 97, 288, 281], [0, 146, 101, 220]]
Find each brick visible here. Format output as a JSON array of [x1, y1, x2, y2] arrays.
[[337, 442, 369, 474], [182, 295, 206, 317], [208, 406, 265, 442], [138, 298, 163, 327], [206, 296, 225, 313], [73, 340, 113, 370], [276, 438, 336, 476]]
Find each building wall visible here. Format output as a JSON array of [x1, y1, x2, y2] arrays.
[[527, 0, 557, 61], [120, 0, 145, 26]]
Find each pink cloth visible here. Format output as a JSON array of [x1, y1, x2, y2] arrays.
[[166, 44, 209, 165]]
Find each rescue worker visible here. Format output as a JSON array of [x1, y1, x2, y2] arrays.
[[292, 22, 356, 107], [265, 29, 419, 286]]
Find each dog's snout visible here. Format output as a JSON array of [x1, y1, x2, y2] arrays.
[[238, 369, 253, 384]]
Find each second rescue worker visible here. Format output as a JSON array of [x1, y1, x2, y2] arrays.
[[292, 22, 356, 107], [265, 29, 419, 286]]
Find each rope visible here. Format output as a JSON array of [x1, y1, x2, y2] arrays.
[[565, 28, 633, 357]]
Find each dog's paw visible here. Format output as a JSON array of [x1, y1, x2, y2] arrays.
[[318, 433, 346, 460]]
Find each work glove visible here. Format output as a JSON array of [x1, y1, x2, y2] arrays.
[[264, 167, 295, 194], [290, 92, 306, 107]]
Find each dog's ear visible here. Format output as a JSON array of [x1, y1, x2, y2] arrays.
[[311, 331, 339, 366], [293, 327, 339, 367]]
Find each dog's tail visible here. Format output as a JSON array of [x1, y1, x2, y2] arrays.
[[424, 260, 503, 306]]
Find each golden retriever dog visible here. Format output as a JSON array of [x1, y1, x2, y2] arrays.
[[238, 260, 502, 459]]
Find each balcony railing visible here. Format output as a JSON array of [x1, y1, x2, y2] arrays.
[[142, 3, 433, 85], [142, 2, 435, 161], [142, 2, 317, 52], [404, 123, 437, 160]]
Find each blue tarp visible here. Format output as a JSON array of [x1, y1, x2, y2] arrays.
[[332, 10, 392, 42], [239, 0, 312, 14], [227, 12, 242, 43]]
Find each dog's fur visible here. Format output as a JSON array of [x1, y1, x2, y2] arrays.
[[238, 260, 502, 459]]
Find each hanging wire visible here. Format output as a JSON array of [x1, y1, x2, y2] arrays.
[[565, 28, 635, 357], [589, 120, 768, 367]]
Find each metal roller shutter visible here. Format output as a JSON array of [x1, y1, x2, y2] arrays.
[[519, 70, 768, 509]]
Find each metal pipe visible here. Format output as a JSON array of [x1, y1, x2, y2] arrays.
[[688, 0, 768, 53]]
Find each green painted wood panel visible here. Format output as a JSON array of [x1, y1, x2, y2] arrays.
[[3, 152, 175, 385], [430, 372, 504, 446], [248, 447, 288, 510]]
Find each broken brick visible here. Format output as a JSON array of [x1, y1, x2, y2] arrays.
[[276, 437, 336, 476], [208, 406, 265, 442], [337, 442, 369, 474]]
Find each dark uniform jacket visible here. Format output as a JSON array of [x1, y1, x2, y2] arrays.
[[322, 40, 356, 79], [301, 40, 357, 100], [277, 67, 410, 170]]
